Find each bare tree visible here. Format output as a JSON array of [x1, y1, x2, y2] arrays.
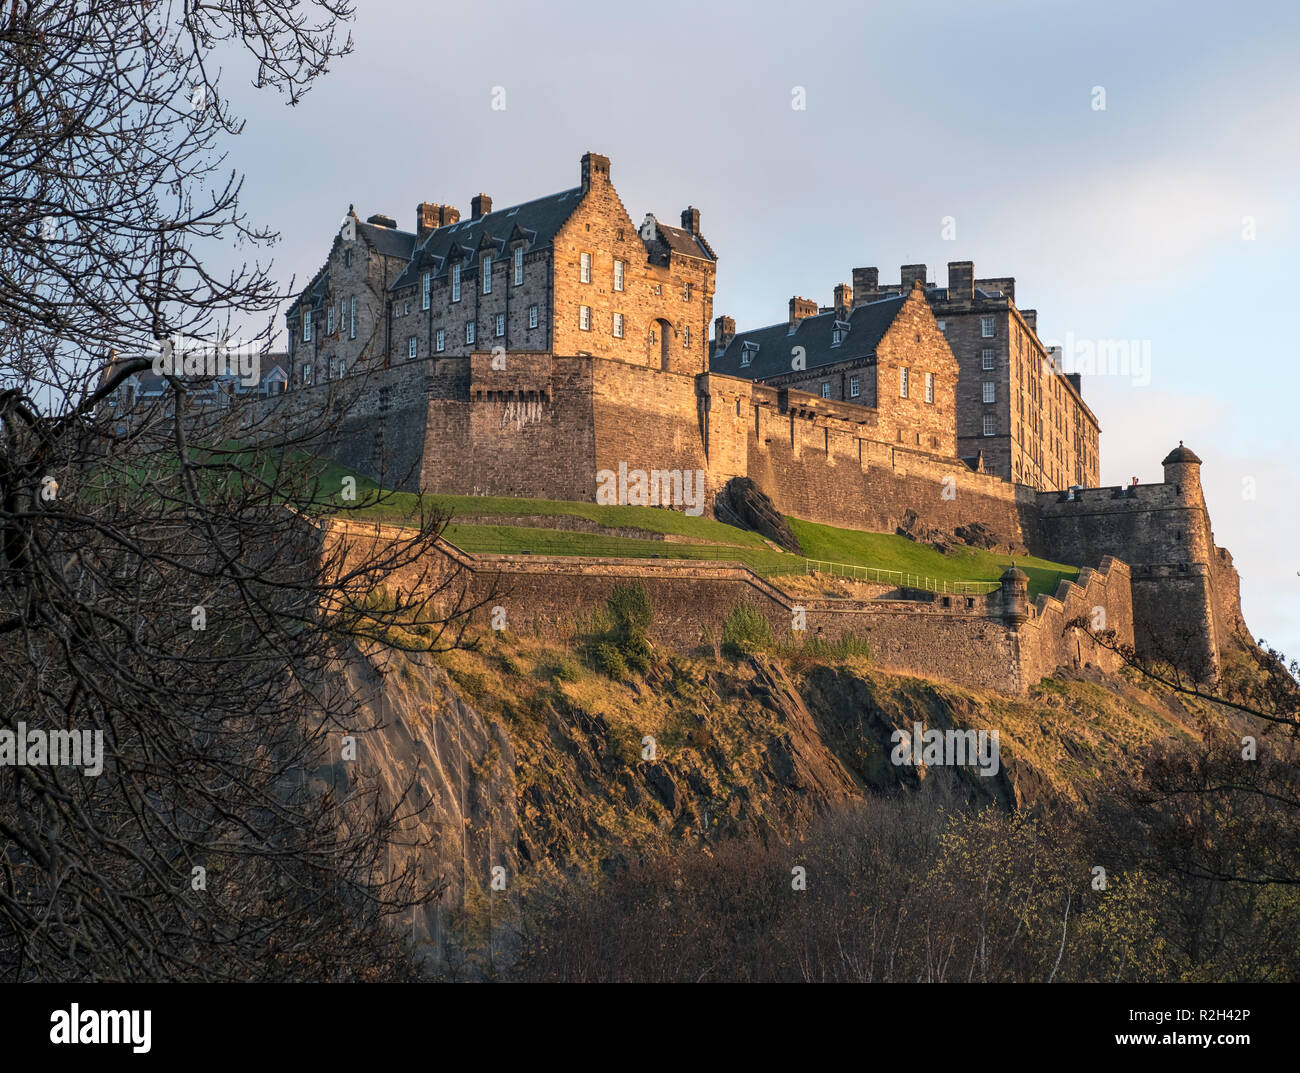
[[0, 1, 483, 981]]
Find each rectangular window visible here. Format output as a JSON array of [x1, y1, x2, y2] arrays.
[[981, 316, 995, 338], [495, 313, 505, 338], [349, 297, 356, 339], [981, 348, 994, 370], [683, 283, 692, 302], [821, 383, 830, 399], [528, 305, 538, 329], [422, 272, 431, 310], [684, 325, 691, 348], [404, 300, 410, 316], [982, 381, 996, 403], [451, 264, 462, 302], [899, 367, 910, 398], [580, 252, 591, 283], [344, 249, 352, 268], [983, 413, 996, 436], [925, 372, 935, 403], [465, 321, 475, 345], [936, 319, 945, 332], [302, 362, 312, 385], [513, 247, 523, 286], [327, 306, 334, 334], [482, 254, 492, 294], [613, 312, 624, 338], [303, 313, 311, 343], [849, 375, 860, 398], [435, 328, 445, 352], [580, 305, 591, 331], [408, 337, 417, 360], [613, 260, 624, 292]]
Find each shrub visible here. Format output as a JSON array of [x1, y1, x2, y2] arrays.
[[722, 603, 772, 656], [621, 633, 653, 674], [606, 583, 653, 641], [548, 658, 581, 683], [591, 641, 628, 680]]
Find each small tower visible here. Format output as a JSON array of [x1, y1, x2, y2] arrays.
[[1000, 565, 1030, 626], [1161, 441, 1204, 505]]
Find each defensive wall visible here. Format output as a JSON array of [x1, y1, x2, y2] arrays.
[[321, 519, 1135, 696]]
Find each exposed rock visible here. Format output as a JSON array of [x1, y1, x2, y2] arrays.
[[714, 476, 803, 553]]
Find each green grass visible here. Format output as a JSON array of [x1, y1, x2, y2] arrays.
[[788, 518, 1077, 597], [443, 523, 799, 573], [305, 457, 1078, 597]]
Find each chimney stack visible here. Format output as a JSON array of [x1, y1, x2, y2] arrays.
[[900, 264, 927, 291], [581, 151, 611, 191], [366, 213, 397, 229], [681, 206, 701, 235], [947, 261, 974, 301], [471, 194, 492, 220], [417, 203, 460, 235], [1021, 308, 1037, 333], [789, 296, 818, 328], [834, 283, 853, 319], [851, 267, 879, 307], [714, 315, 736, 353]]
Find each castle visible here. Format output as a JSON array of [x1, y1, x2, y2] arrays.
[[221, 151, 1247, 684]]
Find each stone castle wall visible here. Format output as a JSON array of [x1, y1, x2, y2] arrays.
[[320, 520, 1135, 696]]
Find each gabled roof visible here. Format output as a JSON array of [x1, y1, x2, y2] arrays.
[[391, 187, 584, 291], [655, 221, 716, 262], [356, 219, 417, 261], [712, 295, 908, 380]]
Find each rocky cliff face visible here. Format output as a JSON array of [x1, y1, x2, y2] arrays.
[[335, 632, 1226, 974]]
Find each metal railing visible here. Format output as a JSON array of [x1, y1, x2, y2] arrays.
[[800, 559, 1001, 595], [442, 533, 1004, 596]]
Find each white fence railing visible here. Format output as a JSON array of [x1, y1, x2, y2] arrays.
[[802, 559, 1001, 595]]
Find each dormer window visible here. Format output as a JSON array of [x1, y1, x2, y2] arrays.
[[482, 253, 493, 294], [303, 312, 311, 343], [451, 263, 462, 302], [513, 246, 524, 286], [740, 341, 759, 367], [831, 321, 850, 346], [422, 271, 431, 310]]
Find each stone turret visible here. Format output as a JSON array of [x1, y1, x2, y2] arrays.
[[1161, 441, 1204, 506], [1000, 565, 1030, 626]]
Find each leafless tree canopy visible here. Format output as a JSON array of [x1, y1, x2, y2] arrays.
[[0, 0, 480, 981]]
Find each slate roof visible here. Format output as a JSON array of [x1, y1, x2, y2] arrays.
[[656, 221, 715, 261], [711, 295, 907, 381], [391, 187, 585, 291], [356, 219, 417, 261]]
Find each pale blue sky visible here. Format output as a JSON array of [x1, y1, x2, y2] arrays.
[[217, 0, 1300, 659]]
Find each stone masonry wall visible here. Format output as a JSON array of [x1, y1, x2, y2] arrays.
[[320, 520, 1133, 696]]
